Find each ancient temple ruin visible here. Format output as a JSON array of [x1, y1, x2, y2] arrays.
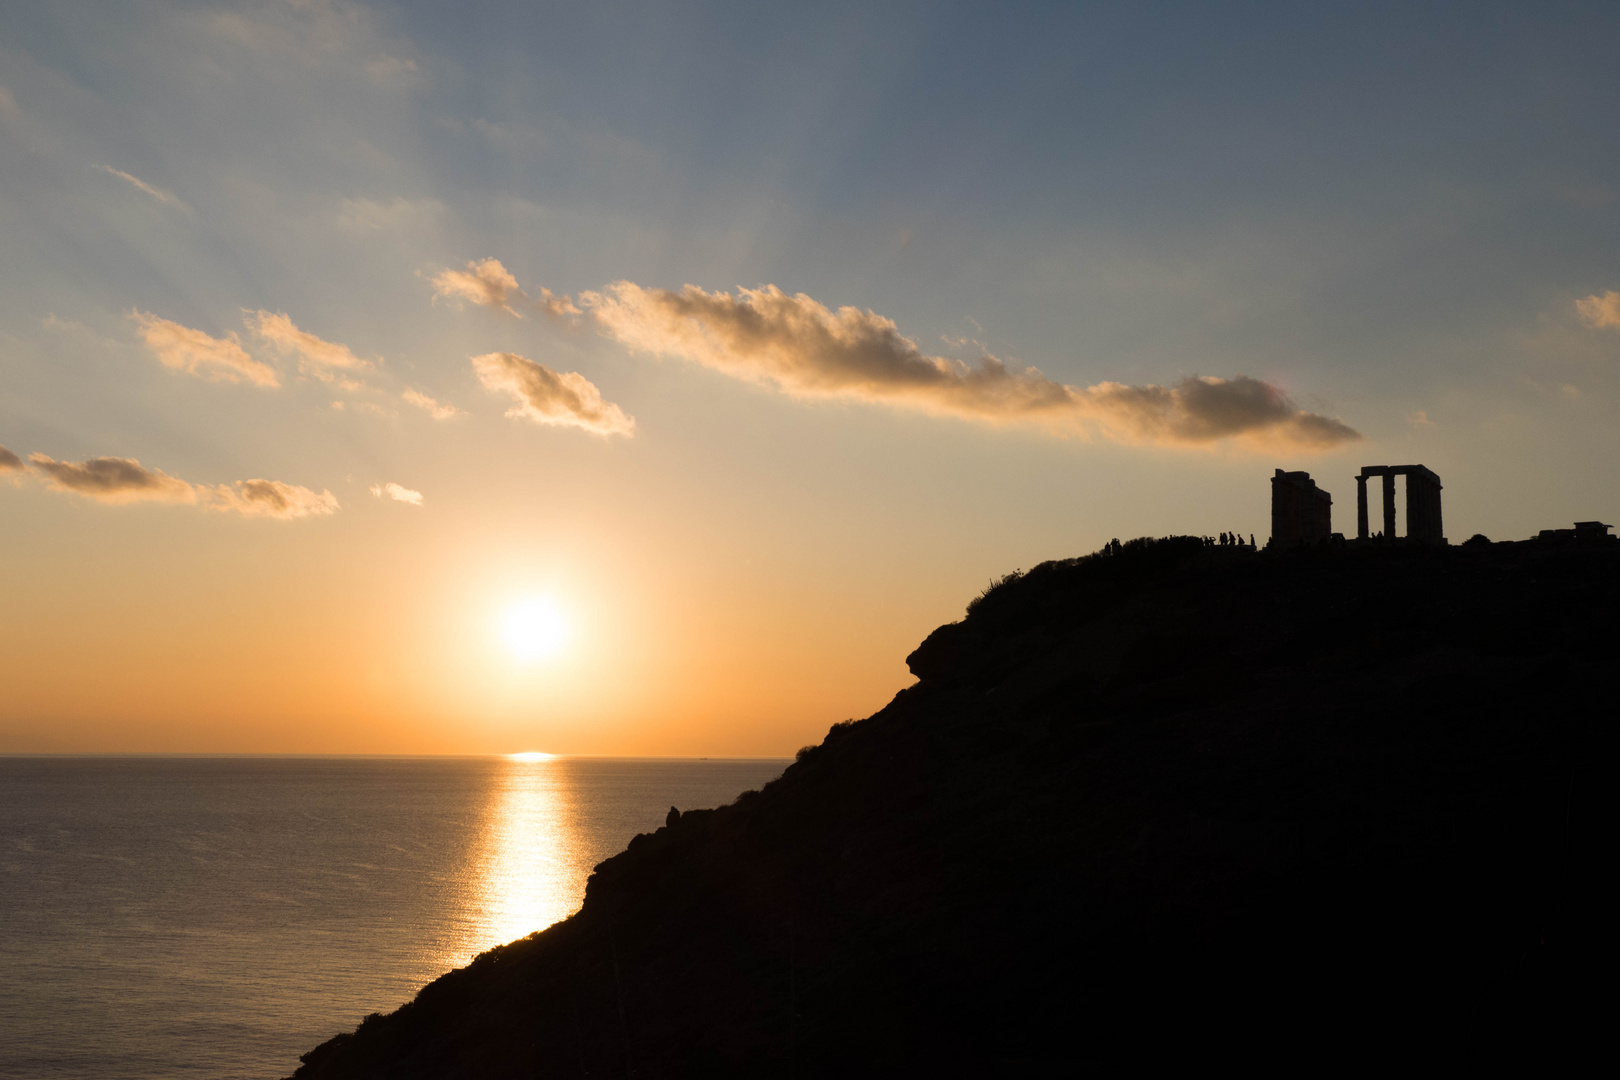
[[1356, 465, 1444, 544], [1270, 469, 1333, 545]]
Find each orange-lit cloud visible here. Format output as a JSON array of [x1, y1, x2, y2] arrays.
[[132, 310, 280, 387], [99, 165, 189, 210], [432, 257, 579, 318], [472, 351, 635, 436], [1575, 290, 1620, 329], [23, 451, 336, 518], [250, 310, 372, 382], [575, 281, 1360, 449], [432, 258, 526, 316], [402, 387, 464, 419], [533, 287, 581, 318], [370, 481, 423, 506], [206, 479, 340, 519], [0, 444, 22, 471]]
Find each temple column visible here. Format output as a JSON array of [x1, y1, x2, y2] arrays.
[[1405, 474, 1421, 542], [1382, 474, 1397, 539], [1356, 476, 1369, 540]]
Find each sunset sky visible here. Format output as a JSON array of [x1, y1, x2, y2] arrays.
[[3, 1, 1618, 755]]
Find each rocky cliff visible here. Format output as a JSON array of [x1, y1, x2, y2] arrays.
[[292, 538, 1610, 1077]]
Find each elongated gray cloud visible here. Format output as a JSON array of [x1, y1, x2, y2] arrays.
[[29, 453, 198, 504], [572, 281, 1359, 450], [132, 310, 280, 387], [472, 351, 634, 436], [0, 444, 22, 471], [23, 452, 337, 518]]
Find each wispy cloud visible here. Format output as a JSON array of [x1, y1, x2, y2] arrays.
[[573, 281, 1360, 450], [1575, 290, 1620, 329], [337, 195, 444, 232], [363, 53, 423, 86], [370, 481, 423, 506], [99, 165, 189, 211], [472, 351, 635, 437], [250, 310, 372, 383], [21, 451, 337, 518], [132, 310, 280, 387], [0, 444, 25, 471], [206, 0, 421, 80], [0, 86, 19, 120], [402, 387, 464, 419]]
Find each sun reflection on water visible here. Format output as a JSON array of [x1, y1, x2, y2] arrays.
[[473, 754, 582, 951]]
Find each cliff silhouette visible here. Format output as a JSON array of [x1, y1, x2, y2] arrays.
[[291, 538, 1609, 1077]]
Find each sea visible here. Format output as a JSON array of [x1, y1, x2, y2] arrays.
[[0, 755, 788, 1080]]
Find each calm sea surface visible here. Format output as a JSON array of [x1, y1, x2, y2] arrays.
[[0, 756, 787, 1079]]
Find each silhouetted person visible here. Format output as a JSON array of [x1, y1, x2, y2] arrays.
[[1249, 534, 1255, 548], [666, 806, 680, 828]]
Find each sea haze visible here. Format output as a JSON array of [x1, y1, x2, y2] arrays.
[[0, 755, 787, 1079]]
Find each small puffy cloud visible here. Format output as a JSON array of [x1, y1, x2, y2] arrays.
[[1575, 290, 1620, 329], [472, 351, 635, 437], [99, 165, 189, 211], [577, 281, 1359, 450], [250, 310, 372, 382], [27, 453, 198, 504], [132, 310, 280, 387], [432, 258, 525, 316], [0, 444, 23, 471], [370, 481, 423, 506], [402, 387, 464, 419], [206, 479, 340, 519]]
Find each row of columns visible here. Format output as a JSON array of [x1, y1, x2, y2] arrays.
[[1355, 466, 1443, 543]]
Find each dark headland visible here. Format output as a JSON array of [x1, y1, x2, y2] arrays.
[[291, 536, 1610, 1077]]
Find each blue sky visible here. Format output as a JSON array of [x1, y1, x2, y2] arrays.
[[2, 1, 1617, 752]]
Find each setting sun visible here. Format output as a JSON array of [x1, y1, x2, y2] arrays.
[[501, 597, 570, 661]]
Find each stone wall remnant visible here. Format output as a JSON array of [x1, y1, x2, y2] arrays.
[[1270, 469, 1332, 545]]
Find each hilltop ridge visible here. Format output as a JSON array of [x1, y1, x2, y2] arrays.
[[292, 539, 1610, 1076]]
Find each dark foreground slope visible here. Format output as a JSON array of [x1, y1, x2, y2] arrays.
[[294, 540, 1612, 1077]]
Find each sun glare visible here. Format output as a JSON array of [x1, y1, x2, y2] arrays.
[[507, 751, 554, 762], [501, 596, 569, 661]]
